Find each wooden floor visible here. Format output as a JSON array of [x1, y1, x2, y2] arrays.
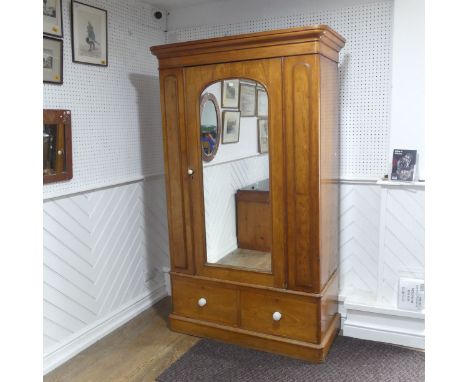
[[215, 248, 271, 272], [44, 297, 199, 382]]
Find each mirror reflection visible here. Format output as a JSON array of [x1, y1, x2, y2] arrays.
[[200, 93, 221, 162], [201, 79, 271, 273], [43, 124, 58, 175]]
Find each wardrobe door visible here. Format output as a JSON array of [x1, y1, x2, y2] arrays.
[[184, 58, 286, 288], [159, 68, 194, 274]]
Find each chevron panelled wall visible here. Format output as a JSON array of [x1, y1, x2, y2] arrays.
[[339, 184, 425, 309], [203, 156, 269, 262], [43, 177, 169, 371], [379, 187, 425, 306], [339, 184, 381, 298]]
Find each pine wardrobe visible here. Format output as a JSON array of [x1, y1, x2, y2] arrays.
[[150, 25, 345, 362]]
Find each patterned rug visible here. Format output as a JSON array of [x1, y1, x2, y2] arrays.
[[157, 336, 424, 381]]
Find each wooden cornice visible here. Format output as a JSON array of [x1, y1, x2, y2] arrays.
[[150, 25, 346, 68]]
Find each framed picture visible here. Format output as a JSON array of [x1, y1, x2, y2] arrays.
[[256, 89, 268, 117], [222, 111, 241, 144], [43, 0, 63, 37], [240, 83, 256, 117], [43, 37, 63, 84], [71, 1, 108, 66], [258, 119, 268, 153], [221, 79, 240, 108]]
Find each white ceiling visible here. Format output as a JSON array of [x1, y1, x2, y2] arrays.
[[143, 0, 230, 11]]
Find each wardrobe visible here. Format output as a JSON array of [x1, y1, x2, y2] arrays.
[[150, 25, 345, 362]]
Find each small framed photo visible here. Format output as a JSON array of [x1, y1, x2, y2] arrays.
[[43, 0, 63, 37], [240, 83, 256, 117], [258, 119, 269, 153], [256, 89, 268, 117], [72, 1, 108, 66], [222, 111, 241, 144], [222, 79, 240, 108], [43, 37, 63, 84]]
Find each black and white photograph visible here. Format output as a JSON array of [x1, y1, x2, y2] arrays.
[[391, 149, 417, 181], [43, 0, 63, 37], [258, 119, 268, 153], [222, 79, 240, 108], [222, 111, 240, 143], [256, 88, 268, 117], [43, 37, 63, 84], [72, 1, 108, 66], [240, 83, 256, 117]]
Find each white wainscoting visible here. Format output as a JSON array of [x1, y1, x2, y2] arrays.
[[43, 177, 170, 373], [339, 182, 425, 348]]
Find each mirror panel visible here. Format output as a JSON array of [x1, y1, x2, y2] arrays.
[[201, 79, 270, 273]]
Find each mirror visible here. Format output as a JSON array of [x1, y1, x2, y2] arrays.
[[200, 93, 221, 162], [201, 79, 270, 273], [43, 109, 73, 184]]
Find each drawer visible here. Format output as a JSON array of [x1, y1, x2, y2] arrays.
[[172, 275, 238, 326], [240, 289, 319, 343]]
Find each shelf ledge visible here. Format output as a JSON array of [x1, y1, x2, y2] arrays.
[[376, 179, 425, 188]]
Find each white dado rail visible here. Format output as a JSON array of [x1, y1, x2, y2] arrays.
[[339, 179, 425, 349]]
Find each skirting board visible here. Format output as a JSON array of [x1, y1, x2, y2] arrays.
[[342, 304, 425, 349], [43, 282, 168, 375]]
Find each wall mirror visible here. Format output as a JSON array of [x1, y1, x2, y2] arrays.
[[200, 79, 270, 273], [200, 93, 221, 162], [43, 109, 73, 184]]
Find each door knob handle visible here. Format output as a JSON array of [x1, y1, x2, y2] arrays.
[[188, 168, 194, 175]]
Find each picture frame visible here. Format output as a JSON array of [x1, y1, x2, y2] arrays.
[[43, 0, 63, 37], [221, 79, 240, 108], [71, 1, 108, 66], [43, 37, 63, 84], [258, 119, 269, 153], [239, 83, 256, 117], [222, 111, 241, 144], [256, 88, 268, 117], [43, 109, 73, 184]]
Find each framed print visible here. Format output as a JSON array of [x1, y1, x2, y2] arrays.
[[256, 89, 268, 117], [222, 111, 241, 144], [71, 1, 108, 66], [258, 119, 268, 153], [240, 83, 256, 117], [43, 37, 63, 84], [222, 79, 240, 108], [43, 0, 63, 37]]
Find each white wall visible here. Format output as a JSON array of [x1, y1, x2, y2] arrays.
[[389, 0, 425, 179], [43, 0, 169, 373]]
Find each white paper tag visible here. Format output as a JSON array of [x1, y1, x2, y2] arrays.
[[398, 277, 425, 311]]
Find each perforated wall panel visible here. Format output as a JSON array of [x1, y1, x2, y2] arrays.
[[171, 1, 393, 179], [43, 0, 166, 198]]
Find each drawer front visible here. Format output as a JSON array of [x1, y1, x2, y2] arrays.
[[172, 276, 238, 326], [240, 290, 319, 343]]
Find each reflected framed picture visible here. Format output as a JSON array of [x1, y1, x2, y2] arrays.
[[256, 89, 268, 117], [240, 83, 256, 117], [222, 79, 240, 108], [71, 1, 108, 66], [222, 111, 240, 144], [43, 0, 63, 37], [258, 119, 268, 153], [43, 37, 63, 84]]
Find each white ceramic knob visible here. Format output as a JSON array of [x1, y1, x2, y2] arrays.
[[272, 311, 282, 321], [188, 168, 194, 175], [57, 150, 63, 155], [198, 297, 207, 307]]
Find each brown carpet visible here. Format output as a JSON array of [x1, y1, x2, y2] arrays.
[[157, 336, 424, 381]]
